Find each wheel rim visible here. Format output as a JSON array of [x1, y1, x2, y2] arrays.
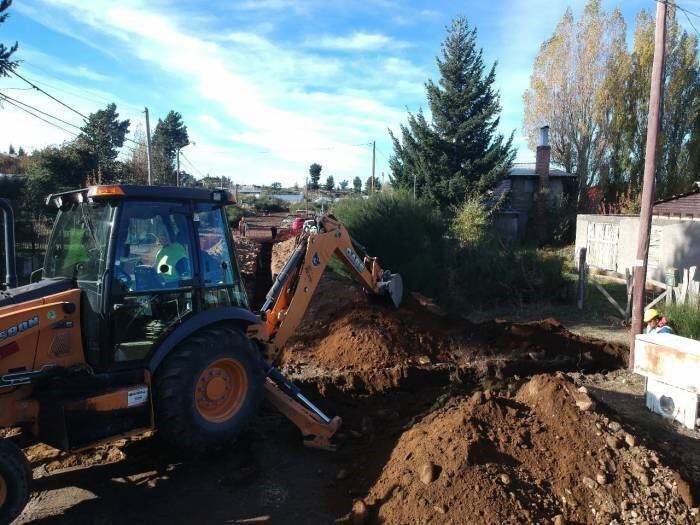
[[195, 358, 248, 423], [0, 473, 7, 508]]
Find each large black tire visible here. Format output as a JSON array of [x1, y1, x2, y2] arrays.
[[0, 439, 31, 525], [154, 325, 264, 451]]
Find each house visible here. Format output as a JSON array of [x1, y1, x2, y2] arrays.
[[495, 126, 577, 240], [574, 189, 700, 282]]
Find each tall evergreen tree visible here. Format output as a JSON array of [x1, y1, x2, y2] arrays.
[[309, 163, 322, 190], [152, 110, 189, 185], [324, 175, 335, 191], [365, 175, 381, 193], [390, 16, 514, 212], [0, 1, 18, 77], [76, 103, 130, 183], [353, 176, 362, 193]]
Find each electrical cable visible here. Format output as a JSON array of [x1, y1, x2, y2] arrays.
[[9, 68, 89, 121]]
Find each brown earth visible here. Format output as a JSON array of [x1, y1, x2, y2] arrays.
[[12, 221, 697, 524], [362, 374, 694, 524], [271, 237, 298, 277]]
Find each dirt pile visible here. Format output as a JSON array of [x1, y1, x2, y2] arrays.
[[233, 233, 260, 300], [361, 374, 694, 524], [271, 237, 298, 277], [282, 290, 627, 383]]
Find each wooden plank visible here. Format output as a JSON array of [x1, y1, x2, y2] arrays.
[[645, 288, 669, 311], [594, 281, 626, 318]]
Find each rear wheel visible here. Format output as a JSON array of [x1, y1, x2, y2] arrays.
[[154, 325, 264, 451], [0, 439, 31, 525]]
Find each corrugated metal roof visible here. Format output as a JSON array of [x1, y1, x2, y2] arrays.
[[508, 163, 576, 177], [653, 189, 700, 216]]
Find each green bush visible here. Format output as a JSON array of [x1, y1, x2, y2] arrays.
[[451, 194, 491, 247], [241, 196, 289, 213], [330, 190, 567, 314], [332, 191, 446, 297], [660, 303, 700, 340], [225, 205, 252, 227]]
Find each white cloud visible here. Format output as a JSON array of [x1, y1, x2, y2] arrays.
[[15, 0, 418, 186], [308, 32, 409, 52]]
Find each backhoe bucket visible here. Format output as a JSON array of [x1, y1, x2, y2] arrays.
[[382, 273, 403, 308]]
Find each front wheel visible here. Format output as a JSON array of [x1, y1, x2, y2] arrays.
[[0, 439, 31, 525], [154, 325, 264, 451]]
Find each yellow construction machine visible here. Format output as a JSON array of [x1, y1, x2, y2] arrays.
[[0, 184, 402, 523]]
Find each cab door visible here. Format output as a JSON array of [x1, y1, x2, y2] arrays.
[[108, 201, 197, 366]]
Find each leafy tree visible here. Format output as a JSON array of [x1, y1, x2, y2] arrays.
[[270, 182, 282, 190], [7, 144, 14, 155], [16, 145, 24, 156], [365, 175, 381, 193], [0, 1, 18, 77], [126, 125, 149, 184], [152, 110, 189, 185], [76, 103, 130, 183], [390, 16, 514, 213], [524, 1, 626, 207], [309, 163, 322, 190], [340, 179, 349, 190], [353, 176, 362, 193], [324, 175, 335, 191]]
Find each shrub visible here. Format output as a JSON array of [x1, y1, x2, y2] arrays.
[[331, 190, 567, 314], [660, 302, 700, 340], [332, 191, 446, 297], [241, 196, 289, 213], [451, 194, 491, 247], [225, 205, 252, 227]]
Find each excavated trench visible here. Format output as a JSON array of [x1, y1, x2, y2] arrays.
[[251, 241, 273, 311]]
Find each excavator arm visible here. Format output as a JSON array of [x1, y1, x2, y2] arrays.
[[248, 215, 402, 449]]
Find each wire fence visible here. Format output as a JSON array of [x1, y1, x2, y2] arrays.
[[0, 217, 52, 286]]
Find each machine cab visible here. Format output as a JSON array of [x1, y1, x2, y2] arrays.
[[42, 185, 249, 369]]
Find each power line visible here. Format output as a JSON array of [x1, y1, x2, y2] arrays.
[[180, 151, 206, 178], [9, 68, 89, 121], [657, 0, 700, 37], [0, 95, 78, 138], [0, 92, 83, 130]]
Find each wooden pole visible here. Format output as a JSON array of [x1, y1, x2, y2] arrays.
[[578, 248, 587, 310], [630, 0, 667, 360]]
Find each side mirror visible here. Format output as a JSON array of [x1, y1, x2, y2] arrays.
[[30, 268, 43, 284]]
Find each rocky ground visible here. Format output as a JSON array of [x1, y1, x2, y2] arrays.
[[12, 229, 700, 524]]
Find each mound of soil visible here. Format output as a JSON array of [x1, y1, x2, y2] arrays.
[[362, 374, 694, 524], [283, 291, 627, 379], [233, 233, 260, 300], [271, 237, 298, 277]]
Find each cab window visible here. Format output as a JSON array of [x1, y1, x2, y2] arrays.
[[112, 202, 194, 293], [44, 202, 115, 282], [195, 204, 248, 309]]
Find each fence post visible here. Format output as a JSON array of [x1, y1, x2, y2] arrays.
[[577, 248, 587, 310]]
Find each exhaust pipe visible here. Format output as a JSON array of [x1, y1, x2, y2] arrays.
[[0, 198, 17, 289]]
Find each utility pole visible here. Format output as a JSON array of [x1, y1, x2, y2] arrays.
[[371, 140, 376, 194], [630, 0, 667, 360], [144, 107, 153, 186]]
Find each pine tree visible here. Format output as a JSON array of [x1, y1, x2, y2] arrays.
[[76, 103, 130, 183], [0, 1, 18, 77], [152, 110, 189, 185], [365, 175, 381, 193], [390, 16, 513, 212], [340, 180, 349, 190], [8, 144, 14, 155], [309, 163, 322, 190], [353, 176, 362, 193], [324, 175, 335, 191]]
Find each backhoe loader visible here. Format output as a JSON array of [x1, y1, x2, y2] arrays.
[[0, 184, 402, 523]]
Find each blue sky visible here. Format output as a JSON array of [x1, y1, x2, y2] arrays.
[[0, 0, 690, 186]]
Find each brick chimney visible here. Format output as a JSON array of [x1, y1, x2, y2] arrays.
[[536, 125, 551, 192]]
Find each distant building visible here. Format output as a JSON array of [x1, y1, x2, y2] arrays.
[[495, 126, 577, 240], [575, 188, 700, 282]]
